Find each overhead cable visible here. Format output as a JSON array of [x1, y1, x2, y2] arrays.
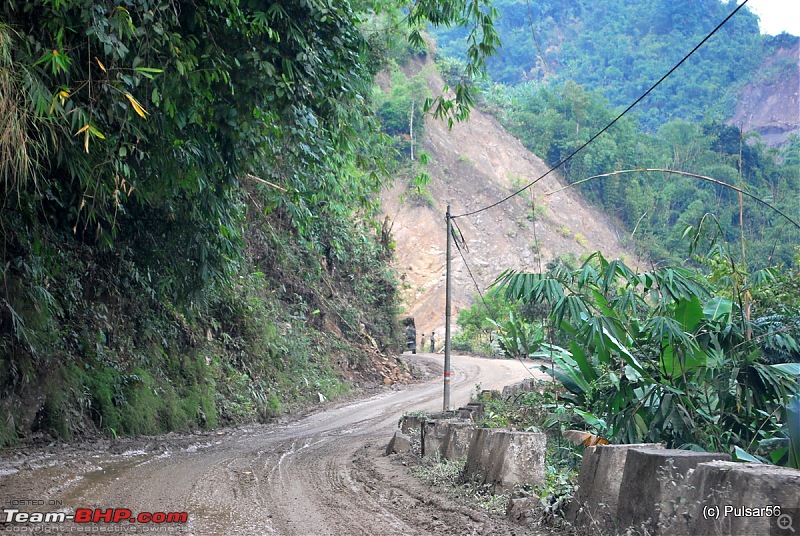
[[452, 0, 751, 220]]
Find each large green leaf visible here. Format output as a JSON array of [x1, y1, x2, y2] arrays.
[[569, 340, 599, 382], [788, 395, 800, 469], [771, 363, 800, 377], [574, 408, 607, 432], [601, 326, 650, 380], [674, 296, 703, 333], [537, 345, 592, 396], [732, 446, 762, 463], [703, 297, 732, 323], [660, 342, 708, 379]]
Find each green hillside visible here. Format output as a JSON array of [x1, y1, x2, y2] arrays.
[[432, 0, 799, 267], [433, 0, 778, 129], [0, 0, 496, 446]]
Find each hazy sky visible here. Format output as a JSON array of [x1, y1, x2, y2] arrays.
[[742, 0, 800, 36]]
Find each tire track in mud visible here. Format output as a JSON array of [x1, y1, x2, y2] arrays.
[[0, 354, 544, 535]]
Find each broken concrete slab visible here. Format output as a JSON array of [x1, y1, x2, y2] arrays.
[[661, 460, 800, 536], [462, 428, 546, 492], [567, 443, 664, 534], [385, 430, 412, 455], [616, 448, 730, 535]]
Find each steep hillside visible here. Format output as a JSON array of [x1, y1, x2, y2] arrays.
[[382, 59, 636, 340], [730, 39, 800, 146]]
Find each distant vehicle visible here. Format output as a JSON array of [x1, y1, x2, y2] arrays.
[[402, 317, 416, 354]]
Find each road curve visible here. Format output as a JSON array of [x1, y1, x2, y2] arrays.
[[1, 354, 542, 535]]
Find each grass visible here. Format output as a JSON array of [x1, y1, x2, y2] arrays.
[[409, 457, 512, 516]]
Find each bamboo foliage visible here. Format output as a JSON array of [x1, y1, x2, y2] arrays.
[[492, 246, 800, 465]]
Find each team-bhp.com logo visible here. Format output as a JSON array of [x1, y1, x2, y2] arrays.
[[3, 508, 188, 524]]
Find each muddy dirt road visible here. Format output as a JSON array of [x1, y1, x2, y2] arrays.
[[1, 354, 546, 535]]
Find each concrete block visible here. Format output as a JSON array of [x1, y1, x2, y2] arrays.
[[441, 421, 475, 460], [466, 402, 485, 420], [661, 461, 800, 536], [427, 410, 458, 420], [399, 414, 424, 437], [616, 448, 730, 535], [422, 419, 452, 459], [501, 378, 537, 400], [456, 407, 474, 419], [385, 431, 412, 455], [462, 428, 546, 492], [567, 443, 663, 534], [480, 389, 501, 400]]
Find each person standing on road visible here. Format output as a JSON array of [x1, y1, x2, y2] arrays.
[[421, 333, 426, 352], [430, 331, 436, 353]]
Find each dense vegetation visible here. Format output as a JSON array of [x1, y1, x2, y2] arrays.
[[452, 238, 800, 468], [0, 0, 499, 445], [433, 0, 775, 129], [490, 83, 800, 266]]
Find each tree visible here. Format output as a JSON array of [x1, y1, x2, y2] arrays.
[[493, 250, 799, 464]]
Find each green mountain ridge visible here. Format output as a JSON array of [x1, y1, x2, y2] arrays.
[[432, 0, 798, 135], [430, 0, 799, 268]]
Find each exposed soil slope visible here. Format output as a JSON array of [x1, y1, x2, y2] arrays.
[[731, 40, 800, 146], [382, 59, 637, 339]]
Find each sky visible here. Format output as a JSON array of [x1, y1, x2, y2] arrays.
[[742, 0, 800, 36]]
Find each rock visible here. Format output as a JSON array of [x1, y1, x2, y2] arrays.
[[385, 431, 412, 455], [507, 497, 537, 525]]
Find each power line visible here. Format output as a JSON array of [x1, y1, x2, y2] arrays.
[[452, 0, 751, 220], [449, 220, 536, 378]]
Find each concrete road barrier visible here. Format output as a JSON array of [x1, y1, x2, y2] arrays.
[[660, 460, 800, 536], [441, 421, 475, 460], [568, 443, 664, 534], [462, 428, 546, 492], [385, 430, 412, 455], [616, 448, 730, 535]]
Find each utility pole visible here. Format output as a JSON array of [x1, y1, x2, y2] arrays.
[[444, 205, 452, 411], [409, 101, 414, 161]]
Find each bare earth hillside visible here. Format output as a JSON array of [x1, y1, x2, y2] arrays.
[[730, 40, 800, 146], [382, 59, 638, 340]]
